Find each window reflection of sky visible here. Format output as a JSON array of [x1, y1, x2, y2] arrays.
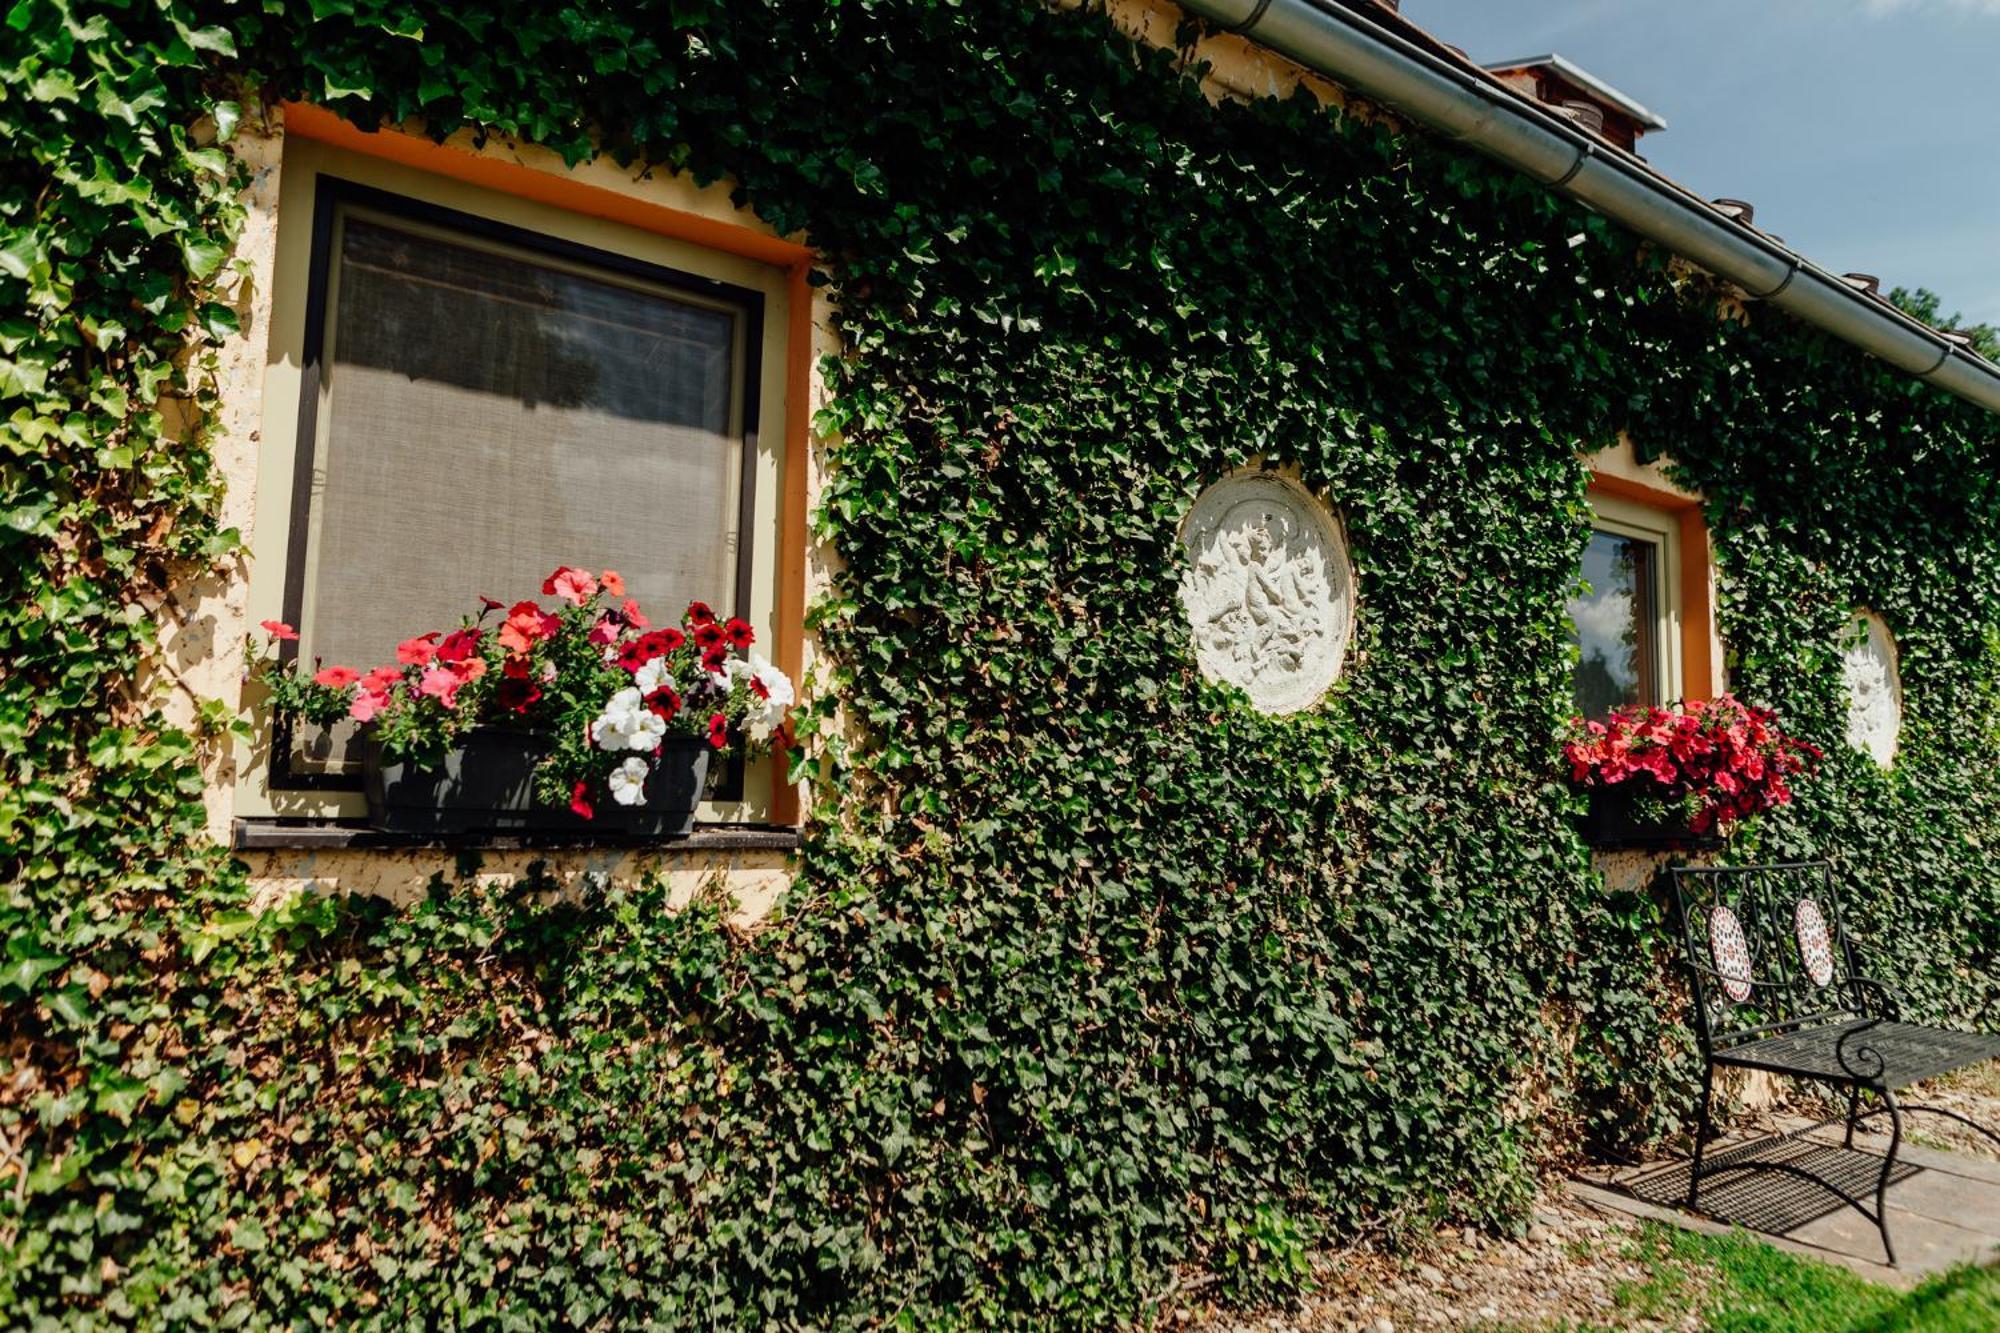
[[1569, 531, 1643, 718]]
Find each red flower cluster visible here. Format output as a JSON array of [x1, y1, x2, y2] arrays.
[[1564, 695, 1821, 834], [254, 565, 794, 821]]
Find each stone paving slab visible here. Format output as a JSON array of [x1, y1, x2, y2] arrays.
[[1575, 1115, 2000, 1287]]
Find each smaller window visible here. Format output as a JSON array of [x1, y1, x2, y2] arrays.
[[1570, 529, 1661, 719], [1568, 492, 1683, 720]]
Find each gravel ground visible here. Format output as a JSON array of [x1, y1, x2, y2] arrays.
[[1900, 1063, 2000, 1162], [1189, 1066, 2000, 1330], [1188, 1192, 1707, 1332]]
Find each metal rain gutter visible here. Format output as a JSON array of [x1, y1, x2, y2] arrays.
[[1177, 0, 2000, 417]]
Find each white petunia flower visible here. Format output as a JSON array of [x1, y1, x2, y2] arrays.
[[607, 756, 648, 806], [734, 652, 795, 739], [592, 686, 660, 751], [630, 708, 666, 750], [634, 656, 674, 696]]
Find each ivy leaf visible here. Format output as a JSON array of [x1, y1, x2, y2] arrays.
[[179, 235, 228, 280], [93, 1076, 149, 1123], [0, 229, 42, 281], [0, 942, 64, 994], [46, 985, 90, 1027], [0, 354, 48, 398]]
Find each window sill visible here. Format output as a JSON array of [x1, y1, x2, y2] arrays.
[[231, 817, 801, 854]]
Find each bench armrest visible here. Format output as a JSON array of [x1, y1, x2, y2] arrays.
[[1847, 974, 1905, 1022]]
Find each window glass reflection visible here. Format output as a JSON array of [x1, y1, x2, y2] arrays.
[[1569, 530, 1657, 719]]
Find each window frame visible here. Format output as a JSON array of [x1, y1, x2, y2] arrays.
[[236, 125, 807, 834], [1578, 490, 1685, 710], [266, 176, 767, 795]]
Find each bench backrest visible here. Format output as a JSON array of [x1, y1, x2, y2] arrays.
[[1666, 860, 1869, 1056]]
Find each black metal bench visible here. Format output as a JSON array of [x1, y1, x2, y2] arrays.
[[1669, 860, 2000, 1265]]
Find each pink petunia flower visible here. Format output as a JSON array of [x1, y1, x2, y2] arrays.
[[259, 619, 299, 641], [543, 566, 598, 606], [313, 665, 360, 689], [418, 667, 462, 709]]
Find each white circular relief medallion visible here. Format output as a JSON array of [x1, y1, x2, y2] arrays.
[[1179, 473, 1354, 715]]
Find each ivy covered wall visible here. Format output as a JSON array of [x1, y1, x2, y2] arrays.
[[5, 0, 2000, 1326]]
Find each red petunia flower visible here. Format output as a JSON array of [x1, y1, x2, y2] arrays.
[[397, 633, 442, 666], [570, 781, 594, 820], [437, 627, 482, 663], [499, 601, 559, 655], [684, 600, 716, 626], [362, 665, 404, 693], [496, 676, 542, 713], [259, 619, 299, 641], [707, 712, 729, 749], [543, 566, 598, 606], [724, 617, 754, 649], [693, 621, 726, 651], [645, 686, 681, 722], [313, 665, 360, 689], [600, 570, 627, 597], [478, 595, 505, 614]]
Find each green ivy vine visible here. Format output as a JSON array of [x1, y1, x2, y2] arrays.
[[3, 0, 1998, 1327]]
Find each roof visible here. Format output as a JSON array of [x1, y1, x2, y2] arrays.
[[1176, 0, 2000, 413], [1481, 53, 1669, 132]]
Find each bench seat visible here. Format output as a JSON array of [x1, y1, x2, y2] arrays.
[[1713, 1017, 2000, 1090]]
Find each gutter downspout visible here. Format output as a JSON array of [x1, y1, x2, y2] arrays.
[[1178, 0, 2000, 417]]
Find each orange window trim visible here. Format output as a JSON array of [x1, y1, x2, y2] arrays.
[[1586, 473, 1716, 703], [283, 102, 813, 824]]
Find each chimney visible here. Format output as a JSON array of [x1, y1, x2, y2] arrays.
[[1480, 53, 1666, 156]]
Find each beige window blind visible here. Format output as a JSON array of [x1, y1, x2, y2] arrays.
[[287, 206, 752, 773]]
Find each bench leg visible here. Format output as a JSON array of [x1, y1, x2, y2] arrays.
[[1688, 1061, 1716, 1211], [1844, 1084, 1862, 1149], [1875, 1088, 1903, 1268]]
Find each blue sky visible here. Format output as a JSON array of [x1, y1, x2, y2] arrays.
[[1403, 1, 2000, 326]]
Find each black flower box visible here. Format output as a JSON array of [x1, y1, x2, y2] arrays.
[[1575, 783, 1724, 853], [362, 729, 709, 837]]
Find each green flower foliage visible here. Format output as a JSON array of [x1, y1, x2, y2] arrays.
[[3, 0, 1998, 1326]]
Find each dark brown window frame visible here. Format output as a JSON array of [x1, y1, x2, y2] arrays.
[[267, 175, 766, 802]]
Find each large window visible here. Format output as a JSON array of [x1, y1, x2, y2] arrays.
[[270, 177, 764, 789], [1568, 493, 1682, 720]]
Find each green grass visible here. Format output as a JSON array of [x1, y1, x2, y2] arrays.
[[1617, 1223, 2000, 1331]]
